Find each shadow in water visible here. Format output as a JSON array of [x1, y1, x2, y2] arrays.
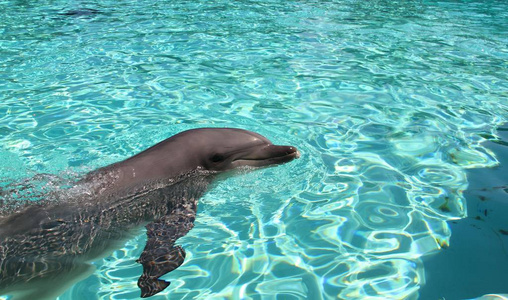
[[421, 124, 508, 299]]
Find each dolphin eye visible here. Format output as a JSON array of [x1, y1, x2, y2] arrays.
[[210, 154, 224, 163]]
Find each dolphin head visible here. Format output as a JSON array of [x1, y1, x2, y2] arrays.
[[107, 128, 300, 187], [162, 128, 299, 173], [189, 128, 300, 172]]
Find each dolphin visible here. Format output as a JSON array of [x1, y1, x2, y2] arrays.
[[0, 128, 300, 299], [59, 8, 101, 17]]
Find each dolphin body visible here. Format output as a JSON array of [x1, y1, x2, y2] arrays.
[[0, 128, 299, 299]]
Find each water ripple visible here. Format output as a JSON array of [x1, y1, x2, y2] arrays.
[[1, 0, 508, 299]]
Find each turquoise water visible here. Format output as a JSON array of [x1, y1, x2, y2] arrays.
[[1, 0, 508, 299]]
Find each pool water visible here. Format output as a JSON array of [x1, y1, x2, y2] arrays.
[[1, 0, 507, 299]]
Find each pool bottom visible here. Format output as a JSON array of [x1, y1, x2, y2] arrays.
[[420, 125, 508, 299]]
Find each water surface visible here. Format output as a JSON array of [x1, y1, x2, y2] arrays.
[[1, 0, 507, 299]]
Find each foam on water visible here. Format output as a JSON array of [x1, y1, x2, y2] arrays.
[[1, 0, 507, 299]]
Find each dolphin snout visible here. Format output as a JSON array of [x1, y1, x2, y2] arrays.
[[285, 146, 300, 159], [231, 144, 299, 168]]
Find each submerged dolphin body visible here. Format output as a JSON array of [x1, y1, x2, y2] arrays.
[[0, 128, 300, 299]]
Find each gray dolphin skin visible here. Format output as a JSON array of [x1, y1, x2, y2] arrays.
[[0, 128, 300, 299]]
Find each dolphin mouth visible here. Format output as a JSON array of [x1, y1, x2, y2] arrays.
[[232, 145, 300, 168], [275, 146, 300, 160]]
